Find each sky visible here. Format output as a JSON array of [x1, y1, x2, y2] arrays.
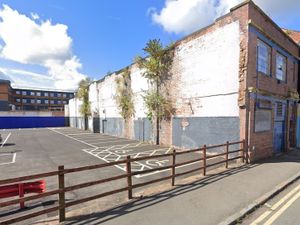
[[0, 0, 299, 91]]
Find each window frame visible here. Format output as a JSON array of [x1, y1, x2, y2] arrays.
[[257, 39, 272, 76], [275, 52, 287, 82]]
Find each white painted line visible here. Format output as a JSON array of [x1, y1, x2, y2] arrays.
[[1, 132, 11, 148], [67, 133, 95, 136], [49, 128, 98, 148], [77, 137, 120, 141], [89, 139, 138, 145], [0, 153, 16, 166]]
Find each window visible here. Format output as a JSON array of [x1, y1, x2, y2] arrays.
[[44, 92, 49, 97], [58, 100, 62, 104], [16, 98, 21, 103], [37, 99, 41, 104], [57, 93, 61, 97], [45, 100, 49, 104], [16, 91, 21, 95], [255, 100, 272, 132], [36, 92, 41, 96], [50, 100, 54, 104], [63, 101, 67, 104], [30, 91, 35, 96], [257, 40, 271, 75], [22, 91, 27, 95], [63, 94, 67, 98], [50, 93, 54, 97], [276, 53, 287, 81], [22, 99, 27, 103], [30, 99, 35, 104]]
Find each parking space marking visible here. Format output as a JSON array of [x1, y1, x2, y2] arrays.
[[49, 128, 186, 179], [1, 132, 11, 148], [0, 153, 16, 166], [49, 128, 97, 148]]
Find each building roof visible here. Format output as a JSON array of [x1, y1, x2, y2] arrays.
[[282, 29, 300, 45]]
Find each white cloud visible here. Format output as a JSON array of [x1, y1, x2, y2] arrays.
[[30, 12, 39, 20], [151, 0, 300, 34], [0, 5, 86, 90]]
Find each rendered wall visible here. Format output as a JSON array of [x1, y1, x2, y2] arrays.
[[170, 21, 241, 149]]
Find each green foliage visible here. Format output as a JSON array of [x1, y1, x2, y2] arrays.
[[77, 77, 92, 117], [135, 39, 174, 85], [115, 68, 135, 120], [135, 39, 174, 121], [143, 90, 172, 121]]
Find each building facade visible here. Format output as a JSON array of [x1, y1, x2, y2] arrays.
[[68, 1, 300, 162], [0, 79, 74, 112]]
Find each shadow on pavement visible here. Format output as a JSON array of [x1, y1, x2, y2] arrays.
[[63, 164, 259, 225], [32, 149, 300, 225]]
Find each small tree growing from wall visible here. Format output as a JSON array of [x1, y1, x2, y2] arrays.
[[77, 78, 92, 130], [135, 39, 174, 145], [115, 67, 135, 120]]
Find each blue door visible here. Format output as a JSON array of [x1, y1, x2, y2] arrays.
[[274, 121, 285, 153], [273, 102, 286, 153]]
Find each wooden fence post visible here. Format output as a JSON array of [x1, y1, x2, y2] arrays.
[[58, 165, 65, 222], [18, 183, 25, 209], [242, 140, 245, 163], [171, 149, 176, 186], [203, 145, 206, 176], [126, 156, 133, 199], [225, 141, 229, 169]]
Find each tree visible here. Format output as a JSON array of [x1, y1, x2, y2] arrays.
[[135, 39, 174, 145], [77, 78, 92, 130]]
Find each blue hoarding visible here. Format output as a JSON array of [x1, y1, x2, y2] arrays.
[[0, 117, 68, 129]]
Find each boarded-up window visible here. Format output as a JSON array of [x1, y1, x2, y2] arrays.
[[255, 109, 271, 132]]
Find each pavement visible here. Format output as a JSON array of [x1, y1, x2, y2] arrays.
[[40, 149, 300, 225]]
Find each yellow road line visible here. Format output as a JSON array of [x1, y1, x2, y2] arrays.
[[263, 190, 300, 225], [250, 183, 300, 225], [270, 184, 300, 210]]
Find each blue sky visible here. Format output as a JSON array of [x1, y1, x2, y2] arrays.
[[0, 0, 299, 90]]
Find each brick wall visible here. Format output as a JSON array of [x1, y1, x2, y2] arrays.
[[245, 1, 299, 161]]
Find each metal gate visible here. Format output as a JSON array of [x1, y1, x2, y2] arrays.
[[273, 102, 286, 153], [134, 118, 152, 141]]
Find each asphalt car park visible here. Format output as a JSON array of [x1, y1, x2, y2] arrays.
[[0, 127, 230, 224]]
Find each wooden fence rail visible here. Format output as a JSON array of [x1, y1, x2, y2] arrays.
[[0, 140, 247, 225]]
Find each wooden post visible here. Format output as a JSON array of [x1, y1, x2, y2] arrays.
[[126, 156, 133, 199], [225, 141, 229, 169], [58, 165, 65, 222], [203, 145, 206, 176], [171, 149, 176, 186], [241, 140, 245, 163], [243, 139, 248, 163], [18, 183, 25, 209]]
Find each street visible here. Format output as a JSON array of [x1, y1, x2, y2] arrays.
[[241, 179, 300, 225]]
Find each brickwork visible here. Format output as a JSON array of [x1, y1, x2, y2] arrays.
[[245, 1, 299, 161]]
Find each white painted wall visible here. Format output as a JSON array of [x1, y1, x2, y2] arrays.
[[173, 21, 240, 117], [89, 82, 99, 117], [130, 65, 149, 119], [86, 21, 240, 121], [68, 98, 83, 117], [97, 73, 120, 118]]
